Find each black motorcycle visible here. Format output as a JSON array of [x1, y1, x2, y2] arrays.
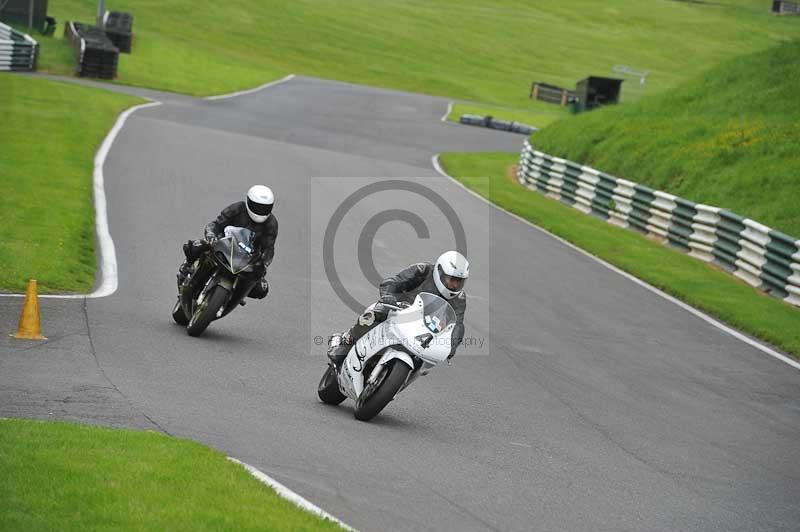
[[171, 226, 262, 336]]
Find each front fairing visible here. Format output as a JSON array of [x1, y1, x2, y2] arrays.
[[339, 320, 395, 399], [213, 226, 259, 274], [339, 293, 456, 399], [391, 293, 455, 364]]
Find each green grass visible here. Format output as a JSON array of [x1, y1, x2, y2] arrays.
[[0, 75, 143, 293], [439, 152, 800, 357], [534, 39, 800, 237], [0, 418, 343, 531], [447, 102, 567, 129], [32, 0, 800, 104]]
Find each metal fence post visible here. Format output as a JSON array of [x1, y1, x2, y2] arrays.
[[97, 0, 106, 26]]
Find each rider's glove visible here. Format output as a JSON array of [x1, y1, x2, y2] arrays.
[[184, 239, 209, 261], [379, 294, 398, 307]]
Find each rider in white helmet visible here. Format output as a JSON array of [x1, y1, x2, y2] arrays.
[[179, 185, 278, 300], [329, 251, 469, 367]]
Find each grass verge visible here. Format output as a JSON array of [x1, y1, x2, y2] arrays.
[[533, 40, 800, 236], [31, 0, 800, 101], [439, 152, 800, 358], [447, 102, 567, 129], [0, 75, 143, 293], [0, 418, 343, 531]]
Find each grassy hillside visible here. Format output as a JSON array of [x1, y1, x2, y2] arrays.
[[32, 0, 800, 105], [0, 76, 143, 292], [440, 152, 800, 357], [534, 40, 800, 237]]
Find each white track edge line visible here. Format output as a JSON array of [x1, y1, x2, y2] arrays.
[[205, 74, 296, 101], [2, 73, 298, 299], [431, 154, 800, 371], [0, 100, 163, 300], [227, 458, 356, 531], [440, 101, 453, 122], [90, 101, 163, 298]]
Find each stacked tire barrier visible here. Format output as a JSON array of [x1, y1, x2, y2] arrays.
[[516, 140, 800, 307], [772, 1, 800, 14], [102, 11, 133, 53], [64, 21, 119, 79], [460, 114, 536, 135], [0, 22, 38, 71]]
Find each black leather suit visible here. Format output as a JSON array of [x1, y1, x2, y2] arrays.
[[204, 201, 278, 266], [182, 201, 278, 299]]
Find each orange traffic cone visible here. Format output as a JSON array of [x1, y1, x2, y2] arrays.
[[12, 279, 46, 340]]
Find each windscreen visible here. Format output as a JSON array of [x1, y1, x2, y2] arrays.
[[215, 226, 258, 273], [419, 292, 456, 335]]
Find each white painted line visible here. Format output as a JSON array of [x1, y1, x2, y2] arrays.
[[440, 101, 453, 122], [2, 73, 294, 299], [205, 74, 296, 101], [432, 155, 800, 371], [1, 100, 163, 300], [91, 101, 163, 298], [227, 457, 356, 531]]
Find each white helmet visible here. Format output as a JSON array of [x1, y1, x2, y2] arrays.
[[433, 251, 469, 299], [246, 185, 274, 223]]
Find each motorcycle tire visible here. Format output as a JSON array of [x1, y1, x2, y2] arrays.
[[317, 364, 346, 405], [354, 360, 411, 421], [171, 298, 189, 326], [187, 286, 228, 337]]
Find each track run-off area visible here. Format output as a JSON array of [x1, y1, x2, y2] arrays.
[[1, 75, 799, 532]]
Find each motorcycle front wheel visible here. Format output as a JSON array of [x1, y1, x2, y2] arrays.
[[171, 298, 189, 325], [354, 360, 411, 421], [187, 286, 228, 337], [317, 364, 346, 405]]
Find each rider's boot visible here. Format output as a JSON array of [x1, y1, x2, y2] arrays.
[[247, 277, 269, 299], [327, 307, 386, 369], [177, 260, 192, 286], [327, 333, 353, 369]]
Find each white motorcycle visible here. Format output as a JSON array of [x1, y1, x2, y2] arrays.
[[318, 292, 456, 421]]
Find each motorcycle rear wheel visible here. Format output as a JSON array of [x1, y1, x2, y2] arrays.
[[317, 364, 346, 405], [354, 360, 411, 421], [187, 286, 227, 337]]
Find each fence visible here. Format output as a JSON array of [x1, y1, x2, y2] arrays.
[[0, 21, 38, 71], [516, 140, 800, 307], [64, 21, 119, 79], [529, 82, 576, 106]]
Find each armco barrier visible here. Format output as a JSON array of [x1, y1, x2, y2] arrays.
[[516, 140, 800, 307], [0, 22, 38, 71], [460, 114, 536, 135]]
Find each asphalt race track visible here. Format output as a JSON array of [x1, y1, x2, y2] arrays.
[[2, 75, 799, 532]]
